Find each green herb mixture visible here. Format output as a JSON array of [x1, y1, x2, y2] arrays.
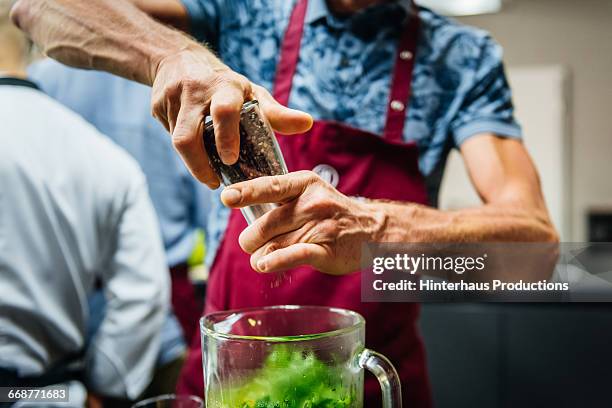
[[208, 346, 358, 408]]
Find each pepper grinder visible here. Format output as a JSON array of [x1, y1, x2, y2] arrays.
[[203, 100, 288, 224]]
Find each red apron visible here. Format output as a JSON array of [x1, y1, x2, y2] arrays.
[[178, 1, 432, 406], [170, 263, 202, 342]]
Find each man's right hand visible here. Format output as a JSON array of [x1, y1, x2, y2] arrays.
[[151, 47, 313, 188], [10, 0, 312, 189]]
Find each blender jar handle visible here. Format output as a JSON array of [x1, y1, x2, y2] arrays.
[[358, 348, 403, 408]]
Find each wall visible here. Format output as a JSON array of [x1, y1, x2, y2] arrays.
[[456, 0, 612, 241]]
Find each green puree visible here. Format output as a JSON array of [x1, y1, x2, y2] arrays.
[[210, 346, 357, 408]]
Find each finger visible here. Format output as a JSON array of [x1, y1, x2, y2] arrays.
[[210, 86, 244, 165], [151, 95, 171, 133], [221, 170, 317, 207], [238, 200, 307, 254], [252, 243, 328, 273], [255, 86, 313, 134], [153, 109, 170, 134], [166, 98, 181, 135], [173, 104, 220, 188]]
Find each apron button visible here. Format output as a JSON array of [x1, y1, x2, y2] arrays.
[[400, 50, 413, 60], [390, 100, 405, 112], [312, 164, 340, 188]]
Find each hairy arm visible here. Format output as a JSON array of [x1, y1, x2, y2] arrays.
[[378, 134, 558, 243], [10, 0, 196, 84], [221, 134, 558, 275]]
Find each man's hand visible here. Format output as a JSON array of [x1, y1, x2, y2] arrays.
[[151, 48, 313, 187], [220, 171, 386, 275], [219, 136, 558, 279], [10, 0, 312, 188]]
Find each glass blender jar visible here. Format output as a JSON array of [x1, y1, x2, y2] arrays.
[[201, 305, 402, 408]]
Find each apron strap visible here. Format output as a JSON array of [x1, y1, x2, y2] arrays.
[[272, 0, 309, 106], [272, 0, 420, 142], [383, 12, 420, 142]]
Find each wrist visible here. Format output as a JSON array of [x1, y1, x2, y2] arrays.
[[364, 201, 417, 243], [149, 37, 226, 85], [362, 200, 390, 242]]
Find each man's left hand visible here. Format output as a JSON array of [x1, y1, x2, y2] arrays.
[[220, 171, 385, 275]]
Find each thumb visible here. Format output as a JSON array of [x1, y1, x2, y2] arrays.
[[254, 85, 313, 134]]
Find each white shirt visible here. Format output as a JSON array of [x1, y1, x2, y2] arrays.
[[0, 81, 170, 399]]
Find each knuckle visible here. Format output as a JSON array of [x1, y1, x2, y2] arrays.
[[269, 176, 284, 196], [249, 222, 268, 246], [150, 100, 161, 116], [240, 76, 253, 96], [224, 71, 250, 88], [150, 90, 166, 113], [180, 76, 200, 91], [179, 77, 210, 103], [251, 83, 267, 97], [303, 170, 322, 184], [150, 89, 163, 107], [172, 133, 193, 150], [238, 183, 254, 202], [162, 79, 183, 99], [264, 241, 281, 255], [151, 104, 165, 123], [295, 246, 312, 261], [209, 71, 248, 91], [301, 190, 335, 214]]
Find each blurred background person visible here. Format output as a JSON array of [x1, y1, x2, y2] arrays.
[[29, 57, 212, 396], [0, 1, 169, 405], [28, 59, 211, 343]]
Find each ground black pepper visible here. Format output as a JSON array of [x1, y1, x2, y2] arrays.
[[203, 100, 287, 186]]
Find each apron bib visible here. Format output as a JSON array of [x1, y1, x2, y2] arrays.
[[184, 1, 433, 406]]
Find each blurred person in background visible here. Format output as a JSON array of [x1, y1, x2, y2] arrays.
[[9, 0, 559, 406], [0, 1, 169, 405], [28, 58, 213, 396]]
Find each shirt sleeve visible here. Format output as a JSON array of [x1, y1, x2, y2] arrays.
[[450, 35, 523, 147], [85, 173, 170, 399], [180, 0, 222, 47]]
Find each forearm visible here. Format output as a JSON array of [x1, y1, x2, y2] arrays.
[[10, 0, 218, 85], [371, 200, 559, 243]]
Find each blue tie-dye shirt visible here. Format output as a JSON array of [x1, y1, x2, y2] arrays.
[[181, 0, 522, 267]]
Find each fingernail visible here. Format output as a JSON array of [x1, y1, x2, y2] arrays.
[[220, 149, 238, 164], [257, 259, 267, 272], [221, 188, 241, 205]]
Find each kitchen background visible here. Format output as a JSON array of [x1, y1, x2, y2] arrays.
[[417, 1, 612, 407]]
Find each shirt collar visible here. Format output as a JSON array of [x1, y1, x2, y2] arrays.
[[305, 0, 413, 25], [0, 77, 40, 90]]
